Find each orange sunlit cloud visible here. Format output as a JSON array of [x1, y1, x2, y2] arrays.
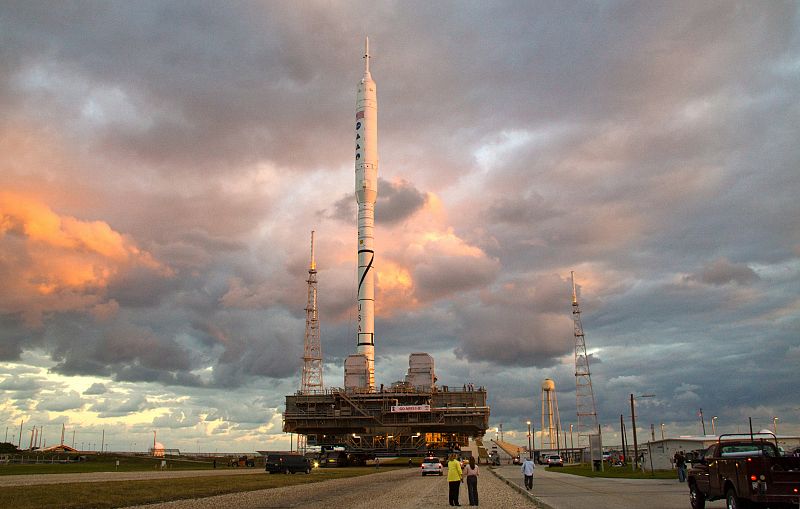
[[0, 191, 171, 326], [374, 192, 499, 314]]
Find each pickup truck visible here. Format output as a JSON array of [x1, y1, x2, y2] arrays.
[[687, 434, 800, 509]]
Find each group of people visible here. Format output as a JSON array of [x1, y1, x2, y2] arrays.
[[445, 453, 537, 506], [447, 454, 480, 506]]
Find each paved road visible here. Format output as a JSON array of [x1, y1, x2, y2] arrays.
[[494, 465, 726, 509]]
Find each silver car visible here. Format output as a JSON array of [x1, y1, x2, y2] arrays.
[[421, 457, 443, 476]]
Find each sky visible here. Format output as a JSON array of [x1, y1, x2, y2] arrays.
[[1, 1, 798, 454]]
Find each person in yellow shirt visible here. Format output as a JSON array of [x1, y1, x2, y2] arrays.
[[447, 454, 463, 506]]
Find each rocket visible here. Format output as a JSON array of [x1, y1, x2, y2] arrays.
[[355, 37, 378, 389]]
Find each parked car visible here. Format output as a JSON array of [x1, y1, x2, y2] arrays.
[[265, 453, 312, 474], [421, 457, 443, 476], [687, 434, 800, 509], [546, 454, 564, 467]]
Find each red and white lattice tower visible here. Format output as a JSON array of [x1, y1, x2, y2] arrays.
[[572, 271, 599, 446], [301, 231, 323, 394]]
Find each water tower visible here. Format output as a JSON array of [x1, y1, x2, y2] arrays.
[[540, 378, 562, 451]]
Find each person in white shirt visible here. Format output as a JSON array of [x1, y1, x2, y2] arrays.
[[521, 456, 535, 490], [463, 456, 479, 506]]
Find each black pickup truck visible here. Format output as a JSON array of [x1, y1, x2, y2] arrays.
[[687, 434, 800, 508]]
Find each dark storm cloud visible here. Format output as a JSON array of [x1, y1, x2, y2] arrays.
[[377, 178, 427, 224], [327, 177, 427, 224], [0, 316, 27, 360], [687, 258, 760, 286]]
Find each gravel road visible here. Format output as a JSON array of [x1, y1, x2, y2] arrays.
[[121, 467, 538, 508]]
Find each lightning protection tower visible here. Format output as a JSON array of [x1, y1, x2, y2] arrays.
[[572, 271, 599, 446], [301, 231, 323, 393]]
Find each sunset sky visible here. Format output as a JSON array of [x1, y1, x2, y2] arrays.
[[1, 1, 798, 453]]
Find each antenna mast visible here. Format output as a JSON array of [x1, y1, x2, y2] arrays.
[[301, 231, 323, 394], [572, 271, 599, 445]]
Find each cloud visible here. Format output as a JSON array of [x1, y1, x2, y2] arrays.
[[89, 393, 150, 418], [0, 192, 171, 327], [0, 1, 798, 450], [152, 409, 200, 429], [35, 390, 84, 412], [328, 178, 427, 225], [377, 178, 427, 224], [83, 382, 107, 395], [687, 257, 760, 286]]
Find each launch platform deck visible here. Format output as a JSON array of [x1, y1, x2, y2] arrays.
[[284, 386, 490, 456]]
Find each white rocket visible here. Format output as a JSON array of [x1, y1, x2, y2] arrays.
[[355, 37, 378, 389]]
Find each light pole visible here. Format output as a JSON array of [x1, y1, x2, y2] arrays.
[[630, 393, 655, 471], [527, 421, 533, 459], [569, 424, 574, 462], [660, 423, 665, 440], [712, 416, 718, 435], [773, 417, 779, 434], [699, 408, 706, 435]]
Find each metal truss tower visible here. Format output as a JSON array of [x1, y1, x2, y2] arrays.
[[301, 231, 323, 394], [572, 271, 598, 445]]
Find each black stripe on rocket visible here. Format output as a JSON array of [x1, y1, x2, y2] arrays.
[[357, 248, 374, 294]]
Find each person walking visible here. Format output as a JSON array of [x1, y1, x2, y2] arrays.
[[521, 456, 535, 490], [447, 453, 463, 506], [463, 456, 479, 506]]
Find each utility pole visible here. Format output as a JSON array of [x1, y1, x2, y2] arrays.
[[699, 408, 706, 435], [18, 419, 23, 449], [630, 394, 638, 471], [620, 414, 627, 465]]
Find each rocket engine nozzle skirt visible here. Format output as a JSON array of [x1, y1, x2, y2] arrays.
[[355, 37, 378, 389]]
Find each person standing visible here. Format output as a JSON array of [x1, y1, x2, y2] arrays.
[[521, 456, 535, 490], [463, 456, 479, 506], [674, 451, 686, 482], [447, 454, 463, 506]]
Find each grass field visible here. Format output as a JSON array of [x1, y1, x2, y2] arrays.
[[550, 464, 676, 479], [0, 467, 383, 509], [0, 454, 223, 475]]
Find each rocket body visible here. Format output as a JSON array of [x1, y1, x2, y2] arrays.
[[355, 38, 378, 389]]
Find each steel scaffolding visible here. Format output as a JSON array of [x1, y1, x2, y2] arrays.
[[572, 271, 599, 446]]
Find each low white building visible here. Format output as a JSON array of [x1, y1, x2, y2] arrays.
[[644, 434, 800, 471]]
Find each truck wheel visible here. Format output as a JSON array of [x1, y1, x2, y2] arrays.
[[689, 482, 706, 509], [725, 488, 749, 509]]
